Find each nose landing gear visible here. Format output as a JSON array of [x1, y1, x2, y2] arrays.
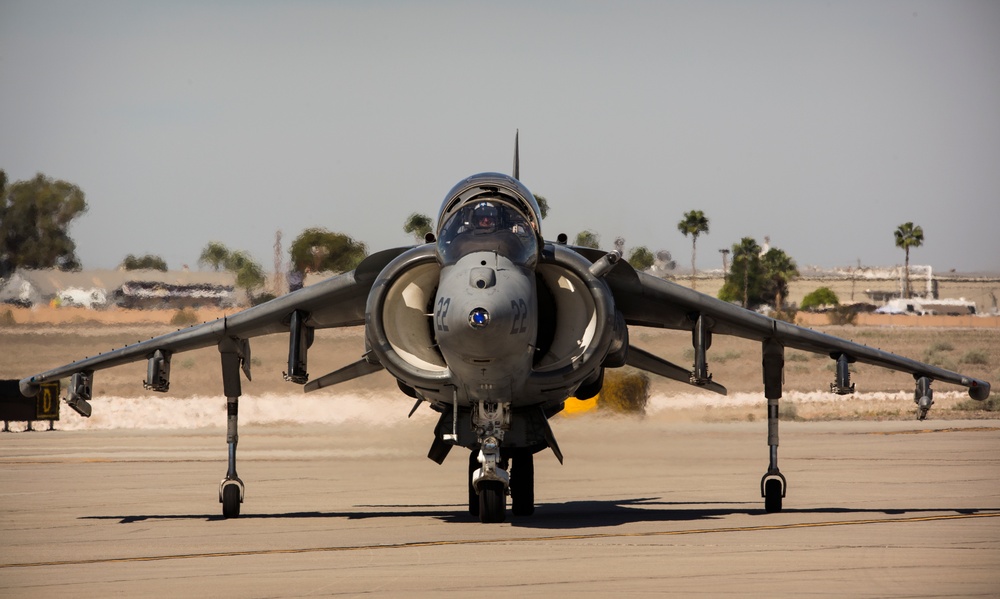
[[469, 401, 511, 523], [473, 436, 509, 523]]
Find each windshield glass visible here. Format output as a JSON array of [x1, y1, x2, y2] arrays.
[[437, 200, 538, 266]]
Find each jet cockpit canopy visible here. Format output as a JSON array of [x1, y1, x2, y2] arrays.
[[436, 173, 541, 267]]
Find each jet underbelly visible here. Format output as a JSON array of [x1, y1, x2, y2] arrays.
[[434, 251, 537, 404]]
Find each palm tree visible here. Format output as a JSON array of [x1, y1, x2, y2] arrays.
[[761, 248, 798, 310], [894, 222, 924, 299], [677, 210, 710, 289], [730, 237, 761, 307]]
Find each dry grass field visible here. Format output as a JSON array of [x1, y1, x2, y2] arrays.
[[1, 307, 998, 422]]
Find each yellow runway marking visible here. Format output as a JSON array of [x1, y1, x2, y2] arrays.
[[3, 511, 999, 569]]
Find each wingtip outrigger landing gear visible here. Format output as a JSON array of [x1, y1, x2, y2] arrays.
[[761, 467, 787, 513], [218, 337, 251, 519], [220, 424, 245, 519], [761, 339, 787, 513]]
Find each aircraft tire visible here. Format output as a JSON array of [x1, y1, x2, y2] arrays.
[[479, 481, 506, 523], [510, 452, 535, 516], [468, 450, 479, 516], [222, 484, 241, 518], [764, 478, 783, 513]]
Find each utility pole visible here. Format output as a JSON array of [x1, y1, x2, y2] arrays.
[[273, 230, 285, 296], [851, 258, 860, 302]]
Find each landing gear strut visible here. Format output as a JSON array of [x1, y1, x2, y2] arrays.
[[468, 448, 536, 521], [219, 337, 250, 519], [469, 401, 513, 523], [473, 436, 508, 523], [760, 339, 787, 513]]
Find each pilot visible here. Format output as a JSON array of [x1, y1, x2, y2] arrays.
[[472, 202, 499, 232]]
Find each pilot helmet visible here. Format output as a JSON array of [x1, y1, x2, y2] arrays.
[[472, 202, 499, 230]]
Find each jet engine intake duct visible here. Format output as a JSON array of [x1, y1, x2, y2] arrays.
[[365, 245, 451, 394], [530, 244, 619, 396], [601, 309, 629, 368]]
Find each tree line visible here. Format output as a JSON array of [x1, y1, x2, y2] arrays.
[[2, 170, 926, 309]]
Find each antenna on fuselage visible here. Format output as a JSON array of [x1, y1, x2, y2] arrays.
[[512, 129, 520, 180]]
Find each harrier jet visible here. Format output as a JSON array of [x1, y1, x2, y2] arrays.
[[19, 140, 991, 522]]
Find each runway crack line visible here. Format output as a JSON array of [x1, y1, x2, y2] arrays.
[[3, 511, 999, 569]]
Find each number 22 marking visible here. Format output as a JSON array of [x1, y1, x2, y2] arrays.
[[510, 298, 528, 334]]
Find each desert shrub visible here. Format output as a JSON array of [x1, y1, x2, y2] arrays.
[[959, 349, 988, 366], [598, 369, 650, 415], [929, 341, 955, 353], [827, 305, 857, 325], [714, 349, 743, 363], [0, 309, 15, 326], [778, 402, 800, 421], [786, 351, 810, 362], [921, 349, 956, 371], [954, 397, 1000, 412], [170, 308, 199, 326], [801, 287, 839, 311], [683, 348, 742, 364], [772, 308, 797, 323]]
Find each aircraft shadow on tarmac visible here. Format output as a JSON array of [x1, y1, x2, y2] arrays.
[[81, 498, 992, 528]]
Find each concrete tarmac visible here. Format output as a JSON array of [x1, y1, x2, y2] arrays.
[[2, 414, 999, 597]]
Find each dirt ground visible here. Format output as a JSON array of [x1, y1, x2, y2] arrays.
[[1, 308, 998, 422]]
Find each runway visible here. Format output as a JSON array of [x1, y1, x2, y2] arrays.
[[2, 412, 999, 597]]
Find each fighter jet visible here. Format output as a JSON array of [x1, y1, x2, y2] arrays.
[[19, 139, 992, 523]]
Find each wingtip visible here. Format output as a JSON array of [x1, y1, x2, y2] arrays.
[[968, 379, 991, 401], [19, 378, 38, 398]]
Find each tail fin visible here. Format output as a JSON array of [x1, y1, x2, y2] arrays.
[[512, 129, 520, 180]]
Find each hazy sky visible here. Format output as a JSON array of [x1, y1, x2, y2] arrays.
[[2, 1, 999, 273]]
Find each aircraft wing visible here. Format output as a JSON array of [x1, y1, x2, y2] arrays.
[[597, 254, 991, 400], [19, 247, 409, 395]]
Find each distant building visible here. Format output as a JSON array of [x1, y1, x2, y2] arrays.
[[0, 269, 239, 309], [875, 298, 977, 316]]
